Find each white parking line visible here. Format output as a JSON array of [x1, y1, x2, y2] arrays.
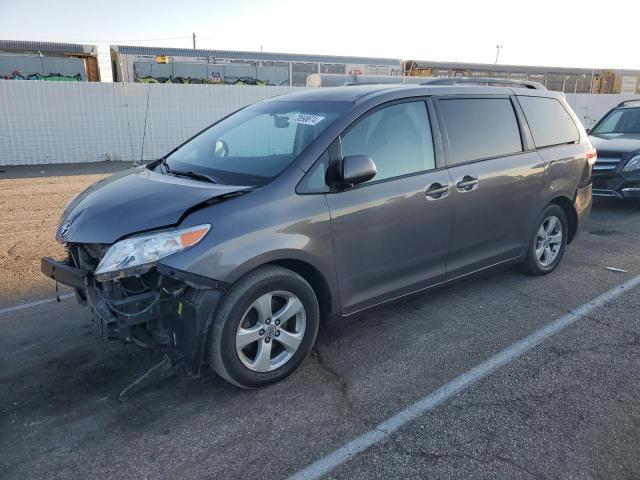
[[289, 274, 640, 480], [0, 294, 74, 316]]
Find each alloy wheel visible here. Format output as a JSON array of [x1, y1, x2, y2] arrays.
[[235, 290, 306, 372], [535, 215, 563, 267]]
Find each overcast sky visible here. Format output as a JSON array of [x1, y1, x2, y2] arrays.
[[2, 0, 638, 76]]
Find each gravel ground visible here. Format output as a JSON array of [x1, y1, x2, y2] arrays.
[[0, 166, 639, 479], [0, 162, 133, 305]]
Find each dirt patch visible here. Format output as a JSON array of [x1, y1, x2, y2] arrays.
[[0, 166, 130, 306]]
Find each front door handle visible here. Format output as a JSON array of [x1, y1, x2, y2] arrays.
[[456, 175, 479, 192], [425, 182, 450, 200]]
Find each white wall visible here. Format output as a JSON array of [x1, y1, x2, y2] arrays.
[[564, 93, 640, 129], [0, 82, 302, 166], [1, 81, 639, 166]]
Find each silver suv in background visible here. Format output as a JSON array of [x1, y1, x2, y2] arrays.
[[42, 83, 594, 388]]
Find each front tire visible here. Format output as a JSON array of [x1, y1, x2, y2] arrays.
[[518, 204, 568, 275], [206, 265, 319, 388]]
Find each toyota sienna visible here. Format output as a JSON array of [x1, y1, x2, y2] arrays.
[[42, 83, 595, 388]]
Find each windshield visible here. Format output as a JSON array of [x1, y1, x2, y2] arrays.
[[164, 100, 350, 186], [592, 107, 640, 135]]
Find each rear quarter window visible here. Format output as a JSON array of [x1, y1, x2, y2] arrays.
[[517, 96, 580, 148]]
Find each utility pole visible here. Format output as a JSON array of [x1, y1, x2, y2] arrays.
[[192, 33, 196, 50], [37, 50, 45, 76], [494, 44, 503, 64]]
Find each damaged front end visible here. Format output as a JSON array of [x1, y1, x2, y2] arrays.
[[42, 236, 226, 376]]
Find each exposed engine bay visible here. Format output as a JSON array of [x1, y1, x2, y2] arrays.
[[43, 242, 226, 378], [69, 243, 181, 342]]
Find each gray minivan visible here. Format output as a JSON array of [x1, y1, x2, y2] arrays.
[[42, 83, 595, 388]]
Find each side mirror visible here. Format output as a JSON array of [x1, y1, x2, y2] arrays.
[[342, 155, 377, 185], [214, 140, 229, 158]]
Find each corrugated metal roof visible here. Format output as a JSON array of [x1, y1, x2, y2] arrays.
[[113, 45, 401, 66], [0, 40, 96, 55], [408, 59, 640, 76]]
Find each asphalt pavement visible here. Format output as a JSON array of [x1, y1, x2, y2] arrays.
[[1, 166, 639, 479]]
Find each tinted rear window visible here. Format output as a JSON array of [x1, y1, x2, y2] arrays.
[[438, 98, 523, 165], [517, 96, 580, 148]]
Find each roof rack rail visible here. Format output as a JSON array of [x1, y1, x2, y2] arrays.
[[420, 77, 546, 90], [305, 74, 547, 90], [616, 99, 640, 108], [306, 73, 424, 87]]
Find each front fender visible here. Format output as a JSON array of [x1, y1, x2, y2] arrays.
[[158, 183, 339, 314]]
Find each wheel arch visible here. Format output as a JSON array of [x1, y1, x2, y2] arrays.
[[549, 195, 578, 244], [267, 259, 334, 323], [226, 250, 339, 322]]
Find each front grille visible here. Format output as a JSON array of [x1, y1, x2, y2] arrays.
[[66, 243, 105, 271], [593, 155, 621, 173]]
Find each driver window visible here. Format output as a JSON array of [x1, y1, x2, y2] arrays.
[[341, 101, 435, 182]]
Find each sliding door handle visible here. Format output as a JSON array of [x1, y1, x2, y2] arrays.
[[456, 175, 479, 192]]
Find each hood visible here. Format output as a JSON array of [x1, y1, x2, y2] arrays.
[[58, 167, 251, 244], [589, 133, 640, 156]]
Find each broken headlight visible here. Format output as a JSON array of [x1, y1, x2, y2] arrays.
[[95, 224, 210, 282]]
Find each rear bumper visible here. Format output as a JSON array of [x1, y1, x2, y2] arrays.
[[573, 183, 592, 238]]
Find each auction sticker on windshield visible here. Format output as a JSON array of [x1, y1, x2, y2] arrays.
[[292, 113, 325, 125]]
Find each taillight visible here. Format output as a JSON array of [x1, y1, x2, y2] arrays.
[[586, 148, 597, 166]]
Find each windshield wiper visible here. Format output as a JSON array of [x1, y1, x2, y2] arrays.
[[169, 169, 224, 185], [160, 157, 171, 173], [160, 158, 224, 184]]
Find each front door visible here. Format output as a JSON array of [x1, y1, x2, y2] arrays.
[[326, 100, 454, 314]]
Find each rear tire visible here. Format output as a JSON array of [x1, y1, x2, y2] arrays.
[[518, 204, 568, 276], [206, 265, 319, 388]]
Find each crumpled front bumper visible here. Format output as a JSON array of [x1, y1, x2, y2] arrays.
[[40, 256, 224, 375], [41, 256, 87, 290], [42, 256, 157, 337]]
